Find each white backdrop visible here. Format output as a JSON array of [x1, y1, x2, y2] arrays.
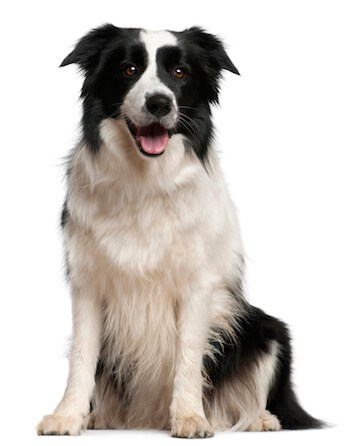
[[0, 1, 349, 445]]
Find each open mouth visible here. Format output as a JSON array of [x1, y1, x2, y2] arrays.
[[127, 121, 170, 157]]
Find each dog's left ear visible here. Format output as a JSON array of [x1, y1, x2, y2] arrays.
[[183, 27, 240, 75]]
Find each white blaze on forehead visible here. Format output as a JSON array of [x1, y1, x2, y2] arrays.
[[139, 30, 178, 96], [121, 30, 179, 128], [140, 29, 177, 64]]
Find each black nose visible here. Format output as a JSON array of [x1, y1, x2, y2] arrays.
[[146, 94, 172, 118]]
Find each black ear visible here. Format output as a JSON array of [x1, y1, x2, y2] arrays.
[[184, 27, 239, 75], [60, 23, 119, 72]]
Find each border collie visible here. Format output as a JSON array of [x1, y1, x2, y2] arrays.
[[37, 25, 322, 437]]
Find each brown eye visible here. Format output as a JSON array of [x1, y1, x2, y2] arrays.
[[174, 67, 185, 79], [125, 65, 138, 77]]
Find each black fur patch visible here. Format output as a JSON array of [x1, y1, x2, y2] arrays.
[[266, 326, 324, 430], [203, 303, 278, 390], [170, 27, 239, 162], [203, 295, 323, 429], [61, 25, 144, 152]]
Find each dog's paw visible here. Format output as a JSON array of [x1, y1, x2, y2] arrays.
[[171, 414, 214, 439], [247, 410, 281, 432], [37, 414, 83, 436]]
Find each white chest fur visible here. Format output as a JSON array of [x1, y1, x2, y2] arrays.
[[60, 125, 245, 429]]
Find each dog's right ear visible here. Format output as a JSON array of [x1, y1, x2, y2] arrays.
[[60, 24, 119, 72]]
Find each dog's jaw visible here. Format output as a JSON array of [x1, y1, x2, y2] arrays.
[[126, 120, 172, 158]]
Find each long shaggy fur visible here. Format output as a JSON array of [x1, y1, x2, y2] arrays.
[[37, 25, 322, 438]]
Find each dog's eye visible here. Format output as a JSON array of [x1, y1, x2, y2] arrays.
[[174, 67, 186, 79], [124, 65, 138, 77]]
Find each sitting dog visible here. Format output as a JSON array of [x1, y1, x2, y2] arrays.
[[37, 25, 322, 437]]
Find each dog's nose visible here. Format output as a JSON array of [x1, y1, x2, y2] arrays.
[[146, 94, 172, 118]]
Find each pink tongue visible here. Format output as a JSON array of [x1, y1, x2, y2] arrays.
[[137, 124, 169, 155]]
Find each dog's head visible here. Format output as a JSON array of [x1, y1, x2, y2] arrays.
[[61, 25, 238, 162]]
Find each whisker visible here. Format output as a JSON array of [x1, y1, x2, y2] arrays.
[[178, 105, 199, 112], [107, 101, 126, 120], [178, 113, 199, 134], [178, 116, 197, 135], [109, 109, 127, 121]]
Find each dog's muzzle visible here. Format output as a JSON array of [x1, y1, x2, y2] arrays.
[[126, 93, 177, 157]]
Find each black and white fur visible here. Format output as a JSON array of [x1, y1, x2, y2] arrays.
[[37, 25, 322, 437]]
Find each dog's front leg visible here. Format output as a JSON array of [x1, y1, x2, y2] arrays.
[[37, 286, 102, 435], [170, 288, 213, 438]]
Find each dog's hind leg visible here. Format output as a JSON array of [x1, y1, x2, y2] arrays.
[[204, 303, 322, 431]]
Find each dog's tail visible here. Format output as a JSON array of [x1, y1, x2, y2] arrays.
[[269, 384, 324, 430], [265, 317, 325, 430]]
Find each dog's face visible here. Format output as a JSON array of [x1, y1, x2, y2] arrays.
[[61, 25, 238, 161]]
